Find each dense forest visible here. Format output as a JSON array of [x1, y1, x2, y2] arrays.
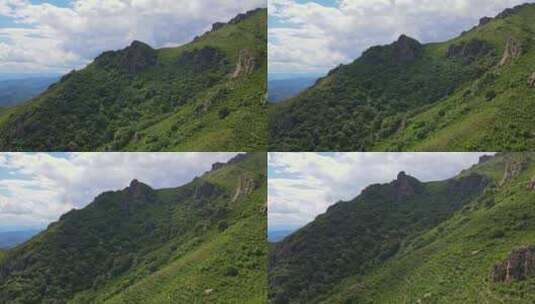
[[0, 153, 267, 303], [269, 153, 535, 303], [270, 4, 535, 152], [0, 9, 267, 152]]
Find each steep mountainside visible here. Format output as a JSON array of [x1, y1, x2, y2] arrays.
[[0, 9, 266, 152], [0, 153, 267, 304], [269, 153, 535, 304], [269, 4, 535, 151]]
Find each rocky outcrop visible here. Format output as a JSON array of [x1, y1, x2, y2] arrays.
[[232, 49, 256, 78], [446, 39, 492, 63], [528, 72, 535, 88], [95, 40, 157, 74], [500, 155, 528, 185], [177, 47, 228, 72], [496, 3, 534, 19], [479, 17, 492, 26], [447, 174, 488, 200], [491, 246, 535, 282], [499, 37, 522, 66], [229, 8, 263, 25], [232, 174, 257, 202], [125, 179, 154, 201], [392, 35, 422, 63], [392, 171, 422, 201], [211, 22, 225, 32], [478, 154, 494, 164], [211, 162, 225, 171], [120, 179, 156, 213], [194, 181, 222, 201], [528, 176, 535, 191]]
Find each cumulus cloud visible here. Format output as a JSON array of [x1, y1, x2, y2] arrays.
[[0, 0, 266, 74], [269, 0, 535, 75], [0, 152, 237, 231], [268, 152, 491, 231]]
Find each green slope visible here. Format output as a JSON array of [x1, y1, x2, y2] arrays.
[[269, 3, 535, 152], [0, 9, 267, 152], [0, 153, 267, 304], [269, 153, 535, 304]]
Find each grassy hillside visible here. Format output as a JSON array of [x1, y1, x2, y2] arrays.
[[269, 153, 535, 304], [269, 3, 535, 151], [0, 9, 267, 152], [0, 153, 267, 304]]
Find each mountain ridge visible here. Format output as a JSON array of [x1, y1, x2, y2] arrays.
[[269, 153, 535, 304], [0, 152, 267, 303], [269, 3, 535, 151], [0, 8, 267, 152]]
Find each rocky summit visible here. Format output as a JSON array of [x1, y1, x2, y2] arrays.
[[0, 153, 267, 304], [269, 153, 535, 304], [269, 3, 535, 151], [0, 8, 267, 152]]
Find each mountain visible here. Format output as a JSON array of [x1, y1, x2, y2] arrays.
[[269, 152, 535, 303], [0, 230, 41, 249], [0, 8, 267, 152], [0, 153, 267, 303], [268, 78, 316, 103], [269, 3, 535, 151], [0, 77, 58, 107]]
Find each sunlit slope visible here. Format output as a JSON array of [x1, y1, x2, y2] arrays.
[[0, 9, 267, 152], [269, 4, 535, 152], [0, 153, 267, 304]]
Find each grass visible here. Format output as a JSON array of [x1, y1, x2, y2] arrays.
[[0, 153, 267, 304], [0, 9, 267, 152], [269, 4, 535, 152]]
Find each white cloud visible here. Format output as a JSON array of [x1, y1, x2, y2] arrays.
[[0, 0, 266, 74], [269, 0, 535, 75], [0, 152, 237, 231], [268, 152, 491, 231]]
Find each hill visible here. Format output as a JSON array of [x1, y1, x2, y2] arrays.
[[269, 3, 535, 151], [269, 153, 535, 303], [0, 9, 267, 152], [0, 153, 267, 303], [0, 77, 58, 107], [0, 230, 41, 249]]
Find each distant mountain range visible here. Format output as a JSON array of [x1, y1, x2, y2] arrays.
[[0, 229, 40, 249], [0, 153, 267, 303], [0, 8, 267, 152], [0, 77, 58, 107], [269, 152, 535, 303], [267, 229, 294, 242], [269, 3, 535, 151], [268, 77, 316, 103]]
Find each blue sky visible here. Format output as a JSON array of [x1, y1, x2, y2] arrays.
[[0, 152, 236, 232], [268, 152, 490, 233], [0, 0, 265, 77], [268, 0, 535, 78]]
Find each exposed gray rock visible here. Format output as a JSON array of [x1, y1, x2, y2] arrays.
[[528, 72, 535, 88], [232, 174, 257, 202], [499, 37, 522, 66], [392, 34, 422, 63], [446, 39, 492, 63], [232, 49, 256, 78], [479, 17, 492, 26], [500, 155, 528, 186], [491, 246, 535, 282]]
